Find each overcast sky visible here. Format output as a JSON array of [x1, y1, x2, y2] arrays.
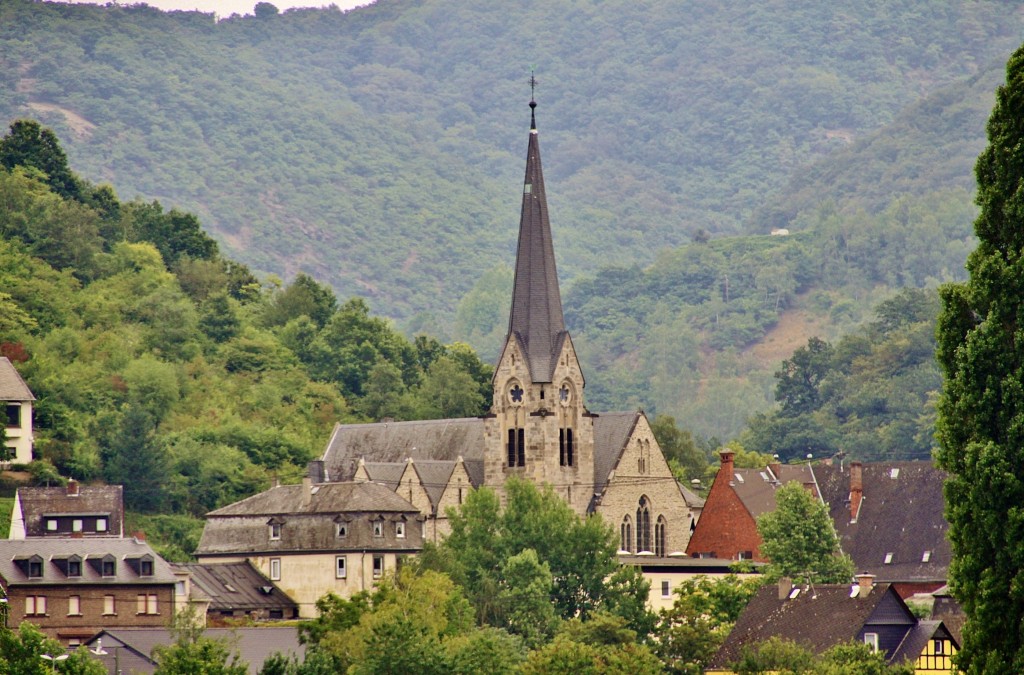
[[60, 1, 374, 17]]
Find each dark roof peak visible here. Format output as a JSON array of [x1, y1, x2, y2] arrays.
[[506, 98, 567, 382]]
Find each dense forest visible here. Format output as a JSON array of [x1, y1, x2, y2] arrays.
[[0, 120, 492, 558], [0, 0, 1020, 321], [1, 0, 1017, 447]]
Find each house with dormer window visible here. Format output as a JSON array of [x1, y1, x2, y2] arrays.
[[195, 478, 423, 617], [0, 356, 34, 464], [0, 537, 177, 647], [9, 481, 124, 539]]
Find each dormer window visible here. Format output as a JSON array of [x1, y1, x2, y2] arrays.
[[337, 523, 348, 539], [102, 555, 116, 577], [395, 521, 406, 538], [96, 518, 108, 532], [28, 555, 43, 578], [46, 519, 57, 532], [140, 556, 154, 576], [267, 517, 284, 541], [373, 519, 384, 538], [67, 556, 82, 578]]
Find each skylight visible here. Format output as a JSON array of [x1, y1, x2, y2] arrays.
[[735, 474, 745, 483], [890, 468, 900, 479], [922, 551, 931, 563], [884, 552, 893, 564]]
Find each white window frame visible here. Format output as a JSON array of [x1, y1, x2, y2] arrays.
[[373, 520, 384, 537], [661, 580, 671, 598], [269, 523, 282, 540], [395, 521, 405, 538], [336, 523, 347, 539], [864, 632, 879, 652], [270, 558, 281, 581], [336, 556, 347, 579], [68, 595, 81, 616]]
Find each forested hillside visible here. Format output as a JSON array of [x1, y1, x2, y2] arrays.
[[0, 121, 492, 558], [1, 0, 1020, 323]]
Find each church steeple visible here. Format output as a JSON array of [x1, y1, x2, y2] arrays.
[[507, 94, 567, 383]]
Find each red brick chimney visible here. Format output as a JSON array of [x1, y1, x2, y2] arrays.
[[719, 448, 735, 485], [66, 480, 79, 497], [850, 461, 863, 522], [133, 530, 146, 542]]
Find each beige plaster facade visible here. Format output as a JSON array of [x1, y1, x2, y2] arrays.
[[200, 551, 401, 617]]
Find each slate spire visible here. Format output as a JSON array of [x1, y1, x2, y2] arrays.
[[507, 95, 567, 383]]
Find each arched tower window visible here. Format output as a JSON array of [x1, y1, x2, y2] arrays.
[[655, 515, 667, 557], [636, 496, 652, 553], [620, 516, 633, 553], [559, 382, 574, 467], [506, 381, 525, 468]]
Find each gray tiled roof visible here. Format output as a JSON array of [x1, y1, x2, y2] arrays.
[[0, 357, 33, 400], [15, 484, 123, 537], [173, 561, 297, 614], [322, 417, 484, 482], [816, 461, 950, 582], [206, 481, 419, 517], [592, 411, 640, 493], [0, 537, 176, 586], [86, 627, 305, 675], [892, 620, 956, 663], [710, 583, 905, 668]]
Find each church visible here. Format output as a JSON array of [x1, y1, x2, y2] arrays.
[[317, 98, 700, 555]]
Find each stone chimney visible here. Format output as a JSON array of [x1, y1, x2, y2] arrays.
[[307, 459, 326, 484], [778, 577, 793, 600], [719, 448, 736, 485], [855, 572, 875, 596], [66, 480, 79, 497], [850, 461, 864, 522], [301, 476, 312, 509]]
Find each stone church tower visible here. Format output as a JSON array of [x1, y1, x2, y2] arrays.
[[483, 99, 596, 515]]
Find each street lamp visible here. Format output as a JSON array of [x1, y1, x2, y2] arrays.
[[40, 653, 69, 672]]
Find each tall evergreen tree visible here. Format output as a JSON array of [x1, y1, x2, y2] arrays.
[[936, 43, 1024, 673]]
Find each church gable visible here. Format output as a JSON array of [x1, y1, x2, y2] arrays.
[[595, 412, 694, 556], [395, 461, 433, 518]]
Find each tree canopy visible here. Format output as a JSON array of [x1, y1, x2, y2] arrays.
[[935, 41, 1024, 674]]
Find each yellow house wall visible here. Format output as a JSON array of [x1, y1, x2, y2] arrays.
[[915, 638, 957, 674], [4, 400, 33, 463], [200, 552, 400, 618]]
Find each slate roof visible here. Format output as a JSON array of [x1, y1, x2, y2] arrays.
[[710, 582, 907, 668], [205, 481, 419, 517], [173, 561, 297, 614], [0, 537, 176, 586], [507, 101, 566, 384], [322, 412, 642, 501], [816, 461, 950, 583], [14, 484, 124, 537], [322, 417, 484, 482], [86, 627, 305, 675], [892, 620, 956, 664], [592, 412, 640, 494], [0, 357, 33, 400]]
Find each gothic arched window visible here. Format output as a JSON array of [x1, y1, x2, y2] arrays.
[[636, 496, 652, 553], [620, 516, 633, 553], [655, 515, 667, 557]]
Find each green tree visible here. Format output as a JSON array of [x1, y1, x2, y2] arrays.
[[935, 42, 1024, 674], [0, 622, 105, 675], [0, 119, 81, 201], [757, 482, 853, 584], [774, 337, 834, 416], [651, 414, 709, 481], [653, 574, 761, 674], [101, 404, 171, 512]]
